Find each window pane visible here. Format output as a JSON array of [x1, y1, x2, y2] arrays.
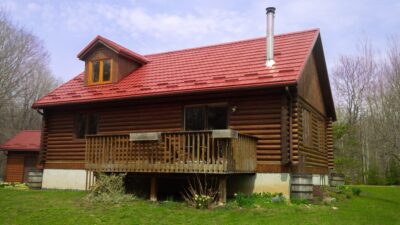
[[88, 115, 98, 135], [207, 106, 227, 129], [76, 115, 86, 139], [103, 60, 111, 81], [92, 61, 100, 82], [185, 107, 205, 130]]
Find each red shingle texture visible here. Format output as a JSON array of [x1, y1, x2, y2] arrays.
[[33, 29, 320, 108], [0, 130, 41, 151]]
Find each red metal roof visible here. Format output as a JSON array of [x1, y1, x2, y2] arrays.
[[77, 35, 149, 64], [0, 130, 41, 151], [33, 29, 320, 108]]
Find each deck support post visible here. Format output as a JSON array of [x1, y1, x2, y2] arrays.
[[218, 175, 227, 205], [150, 176, 158, 201]]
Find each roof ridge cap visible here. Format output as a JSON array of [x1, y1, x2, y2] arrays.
[[145, 28, 320, 57], [77, 35, 149, 63]]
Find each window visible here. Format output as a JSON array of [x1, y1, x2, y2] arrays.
[[92, 61, 100, 82], [76, 114, 98, 138], [88, 59, 112, 84], [302, 108, 312, 146], [185, 105, 228, 130], [207, 107, 228, 129], [185, 107, 206, 130], [103, 60, 111, 81]]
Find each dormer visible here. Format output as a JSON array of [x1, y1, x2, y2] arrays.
[[77, 35, 149, 85]]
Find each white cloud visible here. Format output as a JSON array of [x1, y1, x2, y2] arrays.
[[26, 2, 40, 12], [60, 3, 256, 45], [41, 2, 260, 55], [3, 0, 400, 81]]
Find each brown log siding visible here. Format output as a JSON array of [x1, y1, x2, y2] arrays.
[[297, 98, 329, 170], [291, 97, 300, 164], [296, 51, 333, 172], [326, 118, 334, 169], [42, 87, 332, 173], [42, 89, 285, 172]]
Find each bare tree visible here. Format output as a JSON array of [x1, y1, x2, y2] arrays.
[[0, 11, 60, 180], [374, 37, 400, 163], [333, 36, 400, 185], [0, 11, 59, 136], [332, 39, 377, 125], [332, 39, 377, 184]]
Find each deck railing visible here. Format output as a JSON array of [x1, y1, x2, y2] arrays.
[[85, 130, 257, 174]]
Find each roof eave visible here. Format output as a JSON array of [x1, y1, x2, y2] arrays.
[[313, 35, 336, 121], [295, 31, 336, 121], [77, 36, 149, 64], [0, 148, 40, 152], [32, 81, 297, 109]]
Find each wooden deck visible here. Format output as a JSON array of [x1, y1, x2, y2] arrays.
[[85, 130, 257, 174]]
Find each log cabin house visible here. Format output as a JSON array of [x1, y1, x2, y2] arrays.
[[0, 130, 41, 183], [32, 8, 335, 201]]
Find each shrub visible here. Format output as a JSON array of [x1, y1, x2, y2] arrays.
[[335, 185, 349, 193], [0, 182, 28, 189], [86, 173, 135, 203], [234, 192, 285, 207], [192, 194, 213, 209], [181, 175, 218, 209], [234, 193, 256, 207], [367, 164, 384, 185], [320, 185, 357, 202], [290, 198, 310, 205], [386, 160, 400, 185], [351, 187, 362, 196]]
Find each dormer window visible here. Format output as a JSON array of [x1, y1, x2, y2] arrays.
[[88, 59, 112, 84], [78, 36, 149, 86]]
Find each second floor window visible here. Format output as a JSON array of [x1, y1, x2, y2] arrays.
[[185, 105, 228, 131], [89, 59, 112, 84], [75, 114, 98, 139]]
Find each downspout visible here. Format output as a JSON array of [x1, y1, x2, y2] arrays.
[[285, 86, 293, 163]]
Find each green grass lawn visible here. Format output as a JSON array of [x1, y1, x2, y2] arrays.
[[0, 186, 399, 225]]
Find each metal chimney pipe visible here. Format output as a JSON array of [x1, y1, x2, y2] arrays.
[[266, 7, 276, 67]]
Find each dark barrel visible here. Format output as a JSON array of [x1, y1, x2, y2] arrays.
[[27, 171, 43, 189], [329, 173, 345, 187], [291, 174, 313, 200]]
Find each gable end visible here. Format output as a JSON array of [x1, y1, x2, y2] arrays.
[[297, 34, 336, 120]]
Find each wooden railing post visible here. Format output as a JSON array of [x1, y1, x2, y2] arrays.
[[150, 176, 158, 201], [218, 175, 227, 205]]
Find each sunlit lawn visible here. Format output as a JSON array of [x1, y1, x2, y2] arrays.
[[0, 186, 399, 225]]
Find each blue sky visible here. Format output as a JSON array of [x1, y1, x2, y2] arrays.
[[1, 0, 399, 81]]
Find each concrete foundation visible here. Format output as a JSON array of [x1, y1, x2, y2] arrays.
[[40, 170, 328, 196], [228, 173, 291, 198], [42, 169, 87, 190]]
